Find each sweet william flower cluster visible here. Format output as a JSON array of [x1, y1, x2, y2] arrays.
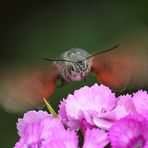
[[15, 84, 148, 148]]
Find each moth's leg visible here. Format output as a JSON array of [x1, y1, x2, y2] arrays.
[[81, 76, 87, 86], [57, 76, 68, 87], [115, 87, 127, 96]]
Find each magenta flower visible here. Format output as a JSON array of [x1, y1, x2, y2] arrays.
[[14, 84, 148, 148], [132, 90, 148, 120], [83, 128, 109, 148], [15, 110, 78, 148], [94, 92, 148, 130], [58, 83, 117, 131], [109, 90, 148, 121], [109, 114, 148, 148], [117, 94, 136, 113], [41, 130, 78, 148], [100, 94, 136, 121]]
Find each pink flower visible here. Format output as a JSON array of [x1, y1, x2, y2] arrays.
[[132, 90, 148, 120], [94, 92, 148, 130], [116, 90, 148, 118], [109, 114, 148, 148], [117, 94, 136, 113], [14, 84, 148, 148], [58, 83, 117, 131], [83, 128, 109, 148], [16, 110, 62, 138], [15, 110, 78, 148], [42, 130, 78, 148], [90, 93, 133, 131], [107, 90, 148, 123]]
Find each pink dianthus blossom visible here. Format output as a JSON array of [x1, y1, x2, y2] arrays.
[[94, 90, 148, 130], [15, 110, 78, 148], [14, 84, 148, 148], [58, 83, 117, 131], [112, 90, 148, 120], [109, 114, 148, 148], [132, 90, 148, 120]]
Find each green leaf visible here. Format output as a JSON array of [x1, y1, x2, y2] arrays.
[[44, 98, 58, 117]]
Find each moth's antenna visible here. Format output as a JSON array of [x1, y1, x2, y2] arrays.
[[43, 58, 73, 63], [79, 44, 119, 62]]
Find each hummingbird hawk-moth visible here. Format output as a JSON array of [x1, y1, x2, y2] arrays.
[[1, 36, 148, 112]]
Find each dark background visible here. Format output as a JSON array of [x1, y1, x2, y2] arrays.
[[1, 0, 148, 147]]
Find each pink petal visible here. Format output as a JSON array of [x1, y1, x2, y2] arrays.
[[42, 130, 78, 148], [132, 90, 148, 119], [93, 105, 129, 130], [83, 128, 109, 148], [93, 116, 113, 130], [117, 94, 136, 113], [109, 114, 148, 148], [17, 110, 49, 137]]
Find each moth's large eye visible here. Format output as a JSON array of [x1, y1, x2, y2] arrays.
[[69, 65, 75, 71], [78, 62, 85, 71], [80, 62, 85, 67]]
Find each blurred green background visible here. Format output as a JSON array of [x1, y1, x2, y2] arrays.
[[1, 0, 148, 147]]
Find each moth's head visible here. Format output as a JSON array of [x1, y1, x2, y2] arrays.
[[52, 48, 91, 82], [65, 60, 91, 81]]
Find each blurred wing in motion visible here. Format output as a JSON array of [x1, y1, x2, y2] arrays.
[[91, 32, 148, 90], [0, 63, 59, 113]]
